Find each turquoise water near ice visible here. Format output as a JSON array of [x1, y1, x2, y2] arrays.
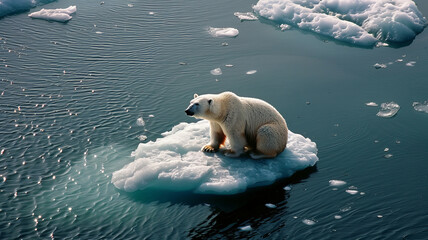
[[1, 0, 427, 239]]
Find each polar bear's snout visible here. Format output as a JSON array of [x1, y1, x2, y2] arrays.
[[185, 104, 196, 116]]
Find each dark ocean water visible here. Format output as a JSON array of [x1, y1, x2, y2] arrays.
[[1, 0, 427, 239]]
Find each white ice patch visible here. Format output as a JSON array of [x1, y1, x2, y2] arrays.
[[376, 102, 400, 118], [253, 0, 426, 47], [234, 12, 258, 21], [208, 27, 239, 38], [413, 101, 428, 113], [112, 120, 318, 195], [136, 117, 145, 126], [246, 70, 257, 75], [302, 219, 316, 225], [329, 180, 346, 187], [365, 102, 378, 107], [28, 6, 76, 22], [0, 0, 55, 18], [210, 68, 222, 76]]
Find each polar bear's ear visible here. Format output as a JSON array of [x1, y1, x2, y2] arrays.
[[194, 93, 198, 99], [208, 99, 212, 105]]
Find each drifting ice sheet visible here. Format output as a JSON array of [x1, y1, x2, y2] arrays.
[[208, 27, 239, 37], [28, 6, 76, 22], [253, 0, 426, 47], [112, 120, 318, 195], [377, 102, 400, 118], [413, 101, 428, 113], [234, 12, 258, 21]]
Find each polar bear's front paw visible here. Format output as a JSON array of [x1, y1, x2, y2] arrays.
[[202, 145, 216, 153]]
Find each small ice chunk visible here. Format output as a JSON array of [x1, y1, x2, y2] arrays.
[[239, 225, 252, 231], [225, 64, 234, 67], [210, 68, 222, 76], [373, 63, 387, 69], [138, 135, 147, 141], [246, 70, 257, 75], [280, 24, 292, 31], [365, 102, 378, 107], [95, 31, 103, 34], [208, 27, 239, 38], [406, 61, 416, 67], [28, 6, 77, 22], [413, 101, 428, 113], [384, 148, 389, 152], [265, 203, 277, 208], [148, 12, 155, 15], [136, 117, 145, 126], [384, 154, 393, 159], [222, 42, 229, 46], [284, 186, 291, 191], [376, 102, 400, 118], [377, 215, 383, 218], [127, 4, 134, 7], [334, 215, 342, 220], [234, 12, 258, 21], [345, 189, 359, 195], [302, 219, 316, 225], [396, 59, 403, 62], [148, 114, 155, 118], [329, 180, 346, 187]]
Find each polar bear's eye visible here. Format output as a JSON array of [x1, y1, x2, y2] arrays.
[[208, 99, 212, 104]]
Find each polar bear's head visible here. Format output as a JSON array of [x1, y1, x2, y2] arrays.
[[185, 93, 220, 120]]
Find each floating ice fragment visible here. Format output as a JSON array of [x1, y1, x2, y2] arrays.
[[302, 219, 316, 225], [112, 120, 318, 194], [365, 102, 378, 107], [373, 63, 387, 69], [208, 27, 239, 38], [239, 225, 252, 231], [265, 203, 277, 208], [28, 6, 76, 22], [136, 117, 145, 126], [253, 0, 426, 47], [148, 114, 155, 118], [225, 64, 234, 67], [384, 154, 393, 159], [179, 62, 187, 65], [246, 70, 257, 75], [95, 31, 103, 34], [221, 42, 229, 46], [396, 59, 403, 62], [210, 68, 222, 76], [377, 215, 383, 218], [280, 24, 292, 31], [234, 12, 258, 21], [406, 61, 416, 67], [412, 101, 428, 113], [376, 102, 400, 118], [148, 12, 155, 15], [284, 186, 291, 191], [138, 135, 147, 141], [334, 215, 342, 220], [127, 4, 134, 7], [384, 148, 389, 152], [329, 180, 346, 187], [346, 189, 359, 195]]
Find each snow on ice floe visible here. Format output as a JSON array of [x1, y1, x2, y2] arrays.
[[234, 12, 258, 21], [413, 101, 428, 113], [376, 102, 400, 118], [111, 120, 318, 195], [253, 0, 427, 47], [28, 6, 76, 22], [208, 27, 239, 38]]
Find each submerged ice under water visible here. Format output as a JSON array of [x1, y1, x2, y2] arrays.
[[253, 0, 427, 47], [112, 120, 318, 195]]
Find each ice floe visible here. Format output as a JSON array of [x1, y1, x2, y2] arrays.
[[234, 12, 258, 21], [406, 61, 416, 67], [373, 63, 387, 69], [246, 70, 257, 75], [253, 0, 427, 47], [112, 120, 318, 195], [0, 0, 56, 18], [265, 203, 277, 208], [239, 225, 253, 231], [28, 6, 76, 22], [365, 102, 378, 107], [208, 27, 239, 38], [413, 101, 428, 113], [329, 180, 346, 187], [210, 68, 222, 76], [136, 117, 145, 126], [302, 219, 316, 225], [376, 102, 400, 118]]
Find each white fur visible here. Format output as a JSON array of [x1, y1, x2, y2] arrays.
[[185, 92, 288, 159]]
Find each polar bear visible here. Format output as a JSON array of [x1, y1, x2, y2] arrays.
[[185, 91, 288, 159]]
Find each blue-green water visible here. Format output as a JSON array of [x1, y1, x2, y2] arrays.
[[1, 0, 427, 239]]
